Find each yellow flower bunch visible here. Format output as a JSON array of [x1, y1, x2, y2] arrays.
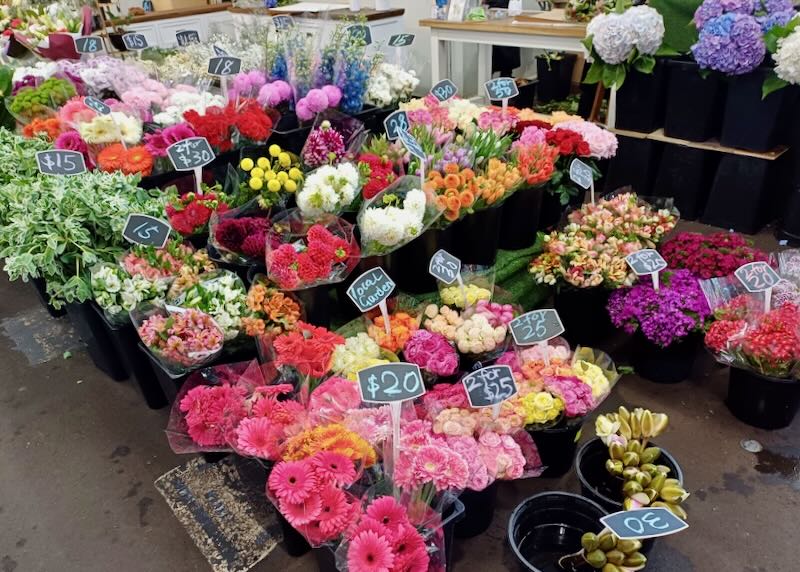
[[240, 144, 303, 199], [573, 360, 611, 399], [440, 283, 491, 308], [521, 391, 564, 425], [282, 423, 377, 467]]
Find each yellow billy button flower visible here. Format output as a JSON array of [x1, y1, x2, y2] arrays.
[[284, 179, 298, 193], [265, 170, 277, 181], [267, 179, 282, 193], [257, 157, 270, 170], [240, 157, 254, 171], [249, 177, 263, 191], [277, 171, 289, 183], [289, 167, 303, 181], [278, 152, 291, 168], [250, 167, 265, 179], [269, 144, 282, 157]]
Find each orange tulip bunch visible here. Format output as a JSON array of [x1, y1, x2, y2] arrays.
[[425, 162, 477, 222], [516, 142, 559, 186], [473, 158, 522, 206]]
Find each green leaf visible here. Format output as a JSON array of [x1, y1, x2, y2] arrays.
[[649, 0, 700, 54], [655, 44, 681, 57], [602, 65, 617, 88], [633, 54, 656, 74], [583, 61, 604, 85], [614, 65, 627, 89], [581, 35, 594, 53], [762, 72, 788, 99]]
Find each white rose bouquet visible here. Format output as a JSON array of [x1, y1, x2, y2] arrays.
[[296, 162, 360, 218]]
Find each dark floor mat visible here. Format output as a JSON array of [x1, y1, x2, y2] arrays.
[[155, 456, 281, 572]]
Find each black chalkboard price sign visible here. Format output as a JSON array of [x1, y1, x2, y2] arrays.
[[84, 96, 111, 115], [347, 25, 372, 46], [429, 249, 461, 285], [462, 365, 518, 408], [600, 508, 688, 540], [383, 110, 410, 141], [122, 214, 172, 248], [74, 36, 104, 54], [357, 363, 425, 403], [484, 77, 519, 101], [207, 56, 242, 77], [346, 267, 396, 312], [388, 33, 415, 47], [122, 33, 148, 51], [176, 30, 201, 47], [36, 150, 87, 176], [430, 79, 457, 102], [397, 129, 425, 161], [509, 309, 565, 345], [735, 261, 781, 293], [273, 15, 295, 30], [167, 137, 215, 171], [212, 44, 229, 57], [625, 249, 668, 276]]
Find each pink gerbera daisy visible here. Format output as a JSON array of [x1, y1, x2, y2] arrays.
[[268, 460, 316, 503], [351, 516, 391, 540], [394, 547, 429, 572], [251, 396, 277, 418], [236, 417, 281, 459], [365, 496, 408, 532], [316, 485, 352, 535], [280, 495, 322, 526], [297, 520, 329, 545], [347, 530, 395, 572], [311, 451, 357, 486], [391, 524, 426, 557]]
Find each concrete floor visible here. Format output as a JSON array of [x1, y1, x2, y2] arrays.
[[0, 226, 798, 572]]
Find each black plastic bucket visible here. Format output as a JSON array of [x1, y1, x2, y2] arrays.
[[450, 205, 503, 266], [535, 54, 577, 103], [276, 511, 312, 557], [652, 144, 717, 220], [65, 302, 128, 382], [313, 547, 337, 571], [614, 64, 667, 133], [538, 190, 564, 231], [575, 438, 684, 514], [270, 112, 312, 155], [30, 277, 65, 318], [441, 498, 465, 570], [554, 287, 614, 347], [720, 68, 789, 152], [726, 366, 800, 430], [664, 59, 724, 142], [507, 492, 608, 572], [499, 186, 544, 250], [390, 226, 455, 294], [631, 333, 698, 384], [454, 482, 498, 538], [294, 285, 332, 328], [528, 418, 584, 478]]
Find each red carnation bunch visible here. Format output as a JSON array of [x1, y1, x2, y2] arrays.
[[234, 99, 274, 143], [184, 105, 236, 152], [267, 224, 353, 289], [358, 153, 397, 200], [660, 232, 769, 279], [214, 216, 274, 261], [546, 128, 590, 157], [166, 191, 229, 236]]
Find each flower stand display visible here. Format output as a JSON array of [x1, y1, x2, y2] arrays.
[[663, 59, 725, 142], [613, 65, 668, 134], [726, 366, 800, 430], [603, 134, 662, 196], [652, 144, 718, 220]]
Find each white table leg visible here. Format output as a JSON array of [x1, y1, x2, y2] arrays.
[[478, 43, 491, 101]]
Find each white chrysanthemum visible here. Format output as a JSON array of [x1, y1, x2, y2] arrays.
[[403, 189, 427, 218], [361, 189, 427, 248], [111, 112, 143, 145], [624, 6, 665, 56], [587, 13, 636, 64], [297, 163, 360, 217], [774, 29, 800, 84]]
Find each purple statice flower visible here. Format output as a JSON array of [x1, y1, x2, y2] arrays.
[[691, 13, 766, 75], [433, 142, 472, 172], [607, 269, 711, 348], [694, 0, 756, 29]]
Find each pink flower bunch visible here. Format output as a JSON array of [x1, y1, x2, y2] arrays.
[[267, 451, 360, 544], [346, 496, 429, 572], [308, 376, 362, 425], [144, 123, 196, 158], [465, 300, 516, 327], [405, 95, 455, 131], [58, 96, 96, 126], [343, 406, 392, 445], [257, 80, 293, 107], [511, 125, 548, 151], [477, 108, 517, 135], [138, 309, 223, 369], [230, 70, 267, 101], [296, 86, 343, 121], [554, 120, 618, 159], [179, 383, 248, 447], [301, 122, 347, 168], [543, 375, 594, 418], [267, 223, 354, 289], [660, 231, 768, 279], [445, 436, 491, 491], [54, 131, 93, 168], [234, 385, 306, 459], [395, 421, 469, 491], [403, 330, 458, 377], [120, 86, 166, 116], [477, 431, 525, 480]]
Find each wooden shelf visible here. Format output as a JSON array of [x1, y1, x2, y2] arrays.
[[115, 2, 232, 25], [228, 6, 404, 21], [419, 16, 585, 37]]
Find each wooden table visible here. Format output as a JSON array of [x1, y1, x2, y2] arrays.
[[419, 15, 586, 96]]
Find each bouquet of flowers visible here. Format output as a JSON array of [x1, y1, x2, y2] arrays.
[[209, 200, 276, 265], [365, 63, 420, 108], [358, 176, 444, 256], [437, 265, 495, 309], [238, 145, 303, 209], [121, 240, 216, 286], [366, 306, 421, 354], [607, 269, 711, 348], [296, 162, 360, 218], [240, 275, 302, 337], [167, 270, 248, 341], [659, 231, 768, 279], [424, 163, 478, 223], [90, 263, 167, 325], [266, 210, 359, 290], [301, 113, 366, 169], [271, 321, 345, 380], [403, 330, 459, 380], [165, 186, 229, 237], [331, 332, 394, 380]]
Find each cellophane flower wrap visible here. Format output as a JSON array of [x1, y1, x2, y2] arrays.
[[90, 262, 167, 326], [266, 209, 360, 290], [132, 302, 224, 375], [530, 191, 678, 289], [358, 175, 444, 256], [296, 162, 361, 218], [660, 231, 769, 279], [166, 269, 248, 341], [330, 331, 396, 380], [403, 330, 459, 380], [240, 274, 303, 337], [119, 239, 217, 299], [607, 269, 712, 348], [165, 184, 229, 238], [437, 264, 496, 310], [208, 198, 278, 266], [300, 111, 367, 169]]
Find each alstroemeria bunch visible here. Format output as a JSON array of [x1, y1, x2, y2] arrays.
[[166, 186, 230, 237], [659, 231, 768, 279], [136, 306, 224, 373], [167, 270, 248, 341], [90, 263, 167, 325], [574, 191, 676, 243], [240, 276, 302, 337], [122, 239, 216, 282]]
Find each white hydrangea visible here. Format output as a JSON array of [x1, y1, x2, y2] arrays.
[[587, 13, 636, 65], [366, 63, 420, 107], [361, 189, 427, 249], [774, 29, 800, 85], [297, 163, 361, 217], [12, 61, 59, 84], [626, 6, 665, 56]]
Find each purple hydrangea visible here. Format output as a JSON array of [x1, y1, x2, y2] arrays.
[[757, 10, 795, 32], [694, 0, 757, 29], [762, 0, 794, 13], [607, 269, 711, 348], [691, 13, 766, 75]]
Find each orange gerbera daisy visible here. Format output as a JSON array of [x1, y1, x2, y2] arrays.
[[121, 145, 154, 176], [97, 143, 126, 172]]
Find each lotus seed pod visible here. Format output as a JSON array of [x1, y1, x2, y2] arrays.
[[640, 410, 653, 438], [639, 446, 660, 464], [605, 550, 625, 566], [618, 406, 630, 422], [618, 417, 632, 439], [610, 442, 625, 461], [650, 473, 666, 492], [585, 549, 607, 568], [626, 439, 643, 455], [602, 564, 621, 572], [623, 452, 640, 467], [606, 459, 624, 475], [616, 539, 642, 555], [659, 486, 690, 504], [598, 532, 616, 552], [652, 413, 669, 435], [582, 532, 600, 552], [623, 480, 643, 496], [623, 552, 647, 567], [663, 478, 681, 488]]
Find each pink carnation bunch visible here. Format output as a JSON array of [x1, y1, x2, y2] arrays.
[[543, 375, 594, 418], [478, 431, 525, 480], [403, 330, 459, 377], [296, 86, 343, 121], [138, 309, 223, 369], [345, 496, 429, 572], [268, 451, 361, 545], [308, 376, 363, 425], [343, 406, 393, 445], [445, 436, 491, 491], [178, 383, 247, 447]]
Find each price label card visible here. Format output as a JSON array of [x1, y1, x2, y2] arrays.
[[122, 214, 172, 248], [510, 309, 565, 345], [625, 249, 667, 276], [600, 508, 688, 540], [84, 96, 111, 116], [384, 110, 410, 141], [429, 249, 461, 285], [273, 15, 295, 30], [122, 33, 148, 51], [397, 129, 425, 161], [462, 365, 518, 408], [74, 36, 103, 54], [167, 137, 215, 171], [36, 150, 87, 176], [348, 24, 372, 45], [207, 56, 242, 76], [176, 30, 201, 47], [569, 158, 593, 190], [430, 79, 458, 102], [735, 261, 781, 293], [212, 44, 229, 56], [484, 77, 519, 101], [346, 267, 396, 312], [388, 33, 415, 47], [358, 363, 425, 403]]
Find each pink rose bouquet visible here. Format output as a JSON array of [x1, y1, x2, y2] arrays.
[[403, 330, 459, 378]]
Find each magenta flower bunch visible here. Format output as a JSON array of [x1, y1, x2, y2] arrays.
[[403, 330, 459, 377]]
